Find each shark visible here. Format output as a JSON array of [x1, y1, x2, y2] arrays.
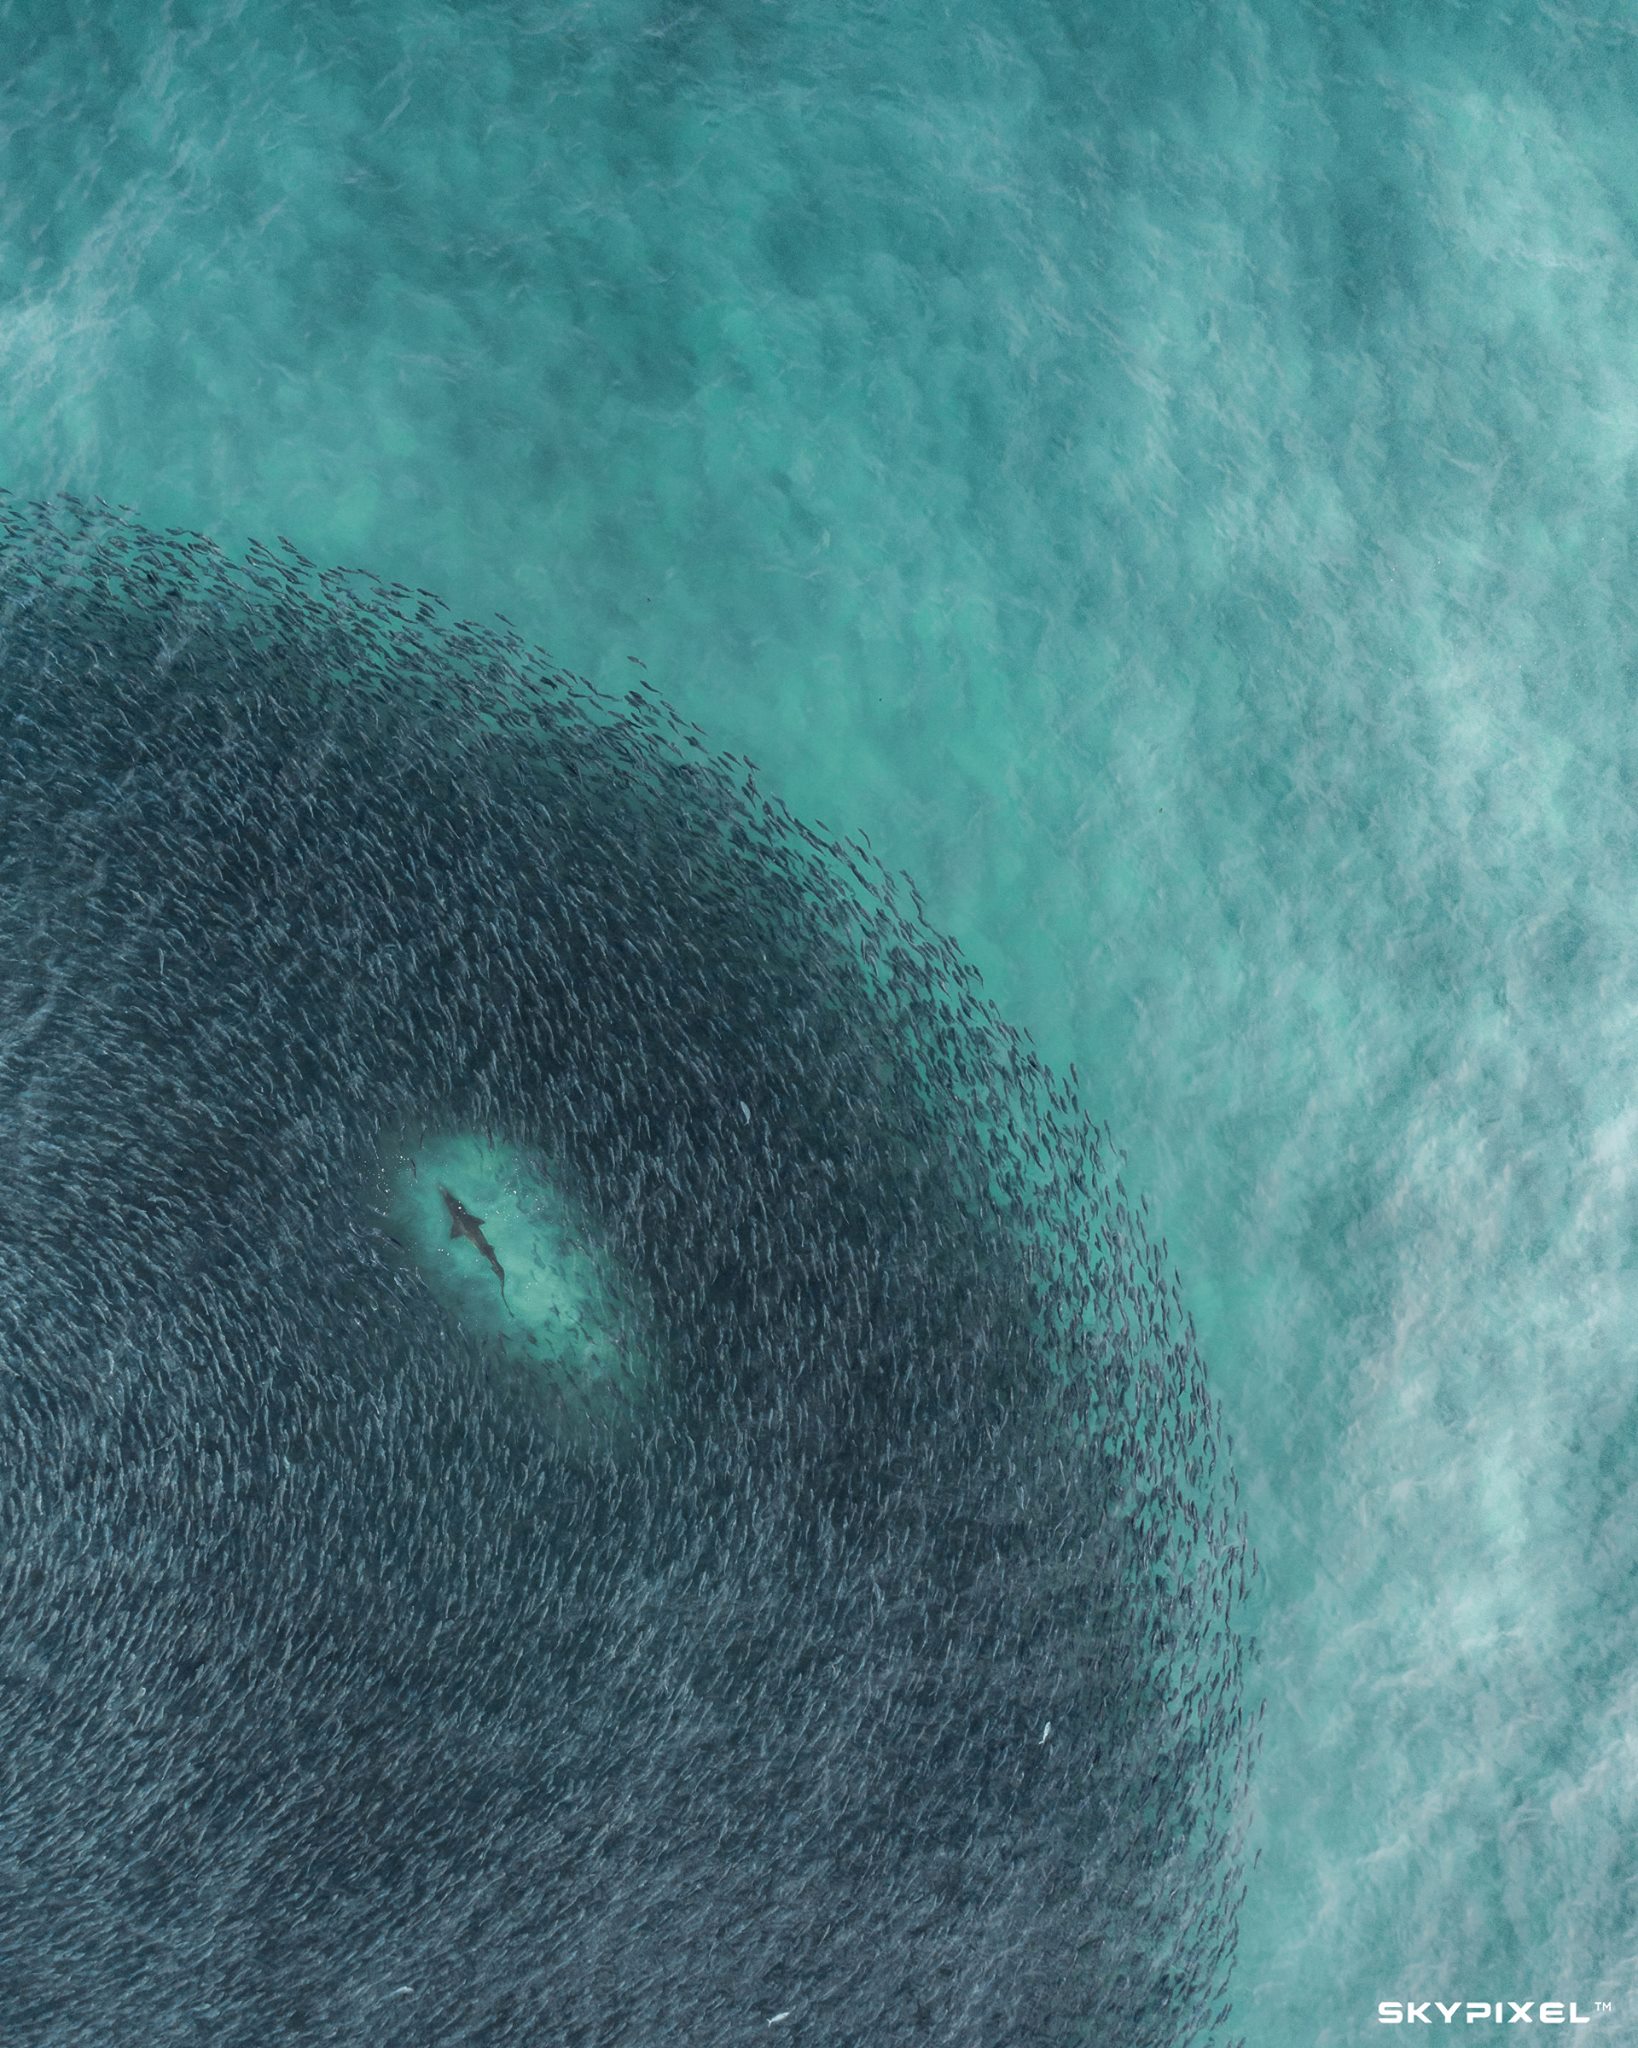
[[438, 1185, 513, 1313]]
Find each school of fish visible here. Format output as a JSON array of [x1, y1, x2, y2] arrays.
[[0, 489, 1259, 2046]]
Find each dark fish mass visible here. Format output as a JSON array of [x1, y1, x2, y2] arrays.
[[0, 491, 1258, 2046]]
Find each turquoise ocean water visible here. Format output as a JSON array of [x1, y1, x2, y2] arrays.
[[4, 1, 1634, 2039]]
